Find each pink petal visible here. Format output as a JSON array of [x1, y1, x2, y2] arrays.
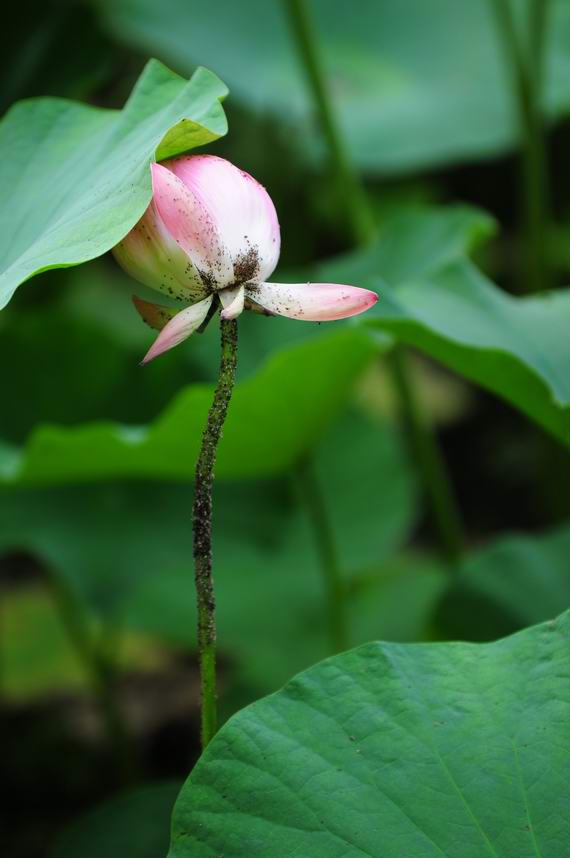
[[141, 296, 213, 364], [113, 200, 207, 302], [164, 155, 281, 283], [245, 282, 378, 321], [132, 296, 177, 331], [151, 163, 233, 288], [219, 285, 245, 320]]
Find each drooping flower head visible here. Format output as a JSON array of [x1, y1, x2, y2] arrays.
[[113, 155, 377, 363]]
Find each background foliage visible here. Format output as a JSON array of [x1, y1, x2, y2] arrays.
[[2, 1, 570, 856]]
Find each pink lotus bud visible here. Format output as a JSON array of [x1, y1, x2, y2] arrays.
[[113, 155, 378, 362]]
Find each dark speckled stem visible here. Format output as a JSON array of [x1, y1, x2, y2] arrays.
[[193, 316, 238, 748]]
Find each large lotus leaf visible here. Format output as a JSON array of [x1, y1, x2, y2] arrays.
[[370, 263, 570, 445], [0, 329, 377, 485], [314, 207, 570, 445], [97, 0, 570, 173], [170, 610, 570, 857], [0, 59, 227, 309]]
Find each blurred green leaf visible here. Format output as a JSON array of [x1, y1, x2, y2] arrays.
[[372, 264, 570, 445], [171, 610, 570, 857], [317, 206, 570, 445], [2, 1, 115, 113], [0, 330, 377, 485], [310, 410, 418, 573], [348, 554, 446, 645], [1, 586, 165, 700], [0, 306, 197, 443], [1, 587, 89, 697], [97, 0, 570, 173], [0, 408, 421, 695], [0, 60, 227, 309], [126, 409, 423, 691], [127, 550, 442, 698], [323, 205, 497, 284], [438, 526, 570, 641], [50, 782, 181, 858]]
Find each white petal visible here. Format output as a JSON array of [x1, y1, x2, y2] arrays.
[[151, 163, 233, 289], [245, 282, 378, 321], [219, 285, 245, 320], [141, 296, 213, 364], [165, 155, 281, 283]]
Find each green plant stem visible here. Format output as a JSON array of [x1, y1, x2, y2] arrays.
[[284, 0, 464, 564], [193, 316, 238, 748], [284, 0, 376, 247], [297, 458, 347, 653], [387, 350, 463, 565], [46, 569, 135, 781], [490, 0, 550, 292]]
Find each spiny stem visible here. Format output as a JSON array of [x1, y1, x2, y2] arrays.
[[297, 458, 347, 653], [490, 0, 550, 292], [193, 316, 238, 748], [284, 0, 465, 564]]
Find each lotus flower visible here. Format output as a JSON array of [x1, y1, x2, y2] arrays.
[[113, 155, 378, 363]]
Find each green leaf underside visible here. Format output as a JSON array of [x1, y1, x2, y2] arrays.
[[98, 0, 570, 173], [0, 330, 377, 485], [375, 263, 570, 444], [171, 611, 570, 857], [0, 59, 227, 309], [316, 207, 570, 445]]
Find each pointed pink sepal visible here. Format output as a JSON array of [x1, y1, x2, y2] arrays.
[[246, 282, 378, 321], [141, 296, 213, 364]]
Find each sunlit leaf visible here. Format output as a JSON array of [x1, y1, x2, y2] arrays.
[[0, 59, 227, 309]]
